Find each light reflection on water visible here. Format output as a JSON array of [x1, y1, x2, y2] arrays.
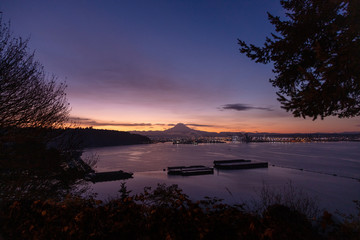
[[84, 142, 360, 214], [84, 142, 360, 179]]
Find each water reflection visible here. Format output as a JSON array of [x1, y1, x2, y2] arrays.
[[88, 166, 360, 215], [84, 142, 360, 179], [84, 142, 360, 215]]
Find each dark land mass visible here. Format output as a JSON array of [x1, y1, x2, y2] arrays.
[[74, 128, 151, 148], [50, 128, 152, 149], [1, 127, 146, 201]]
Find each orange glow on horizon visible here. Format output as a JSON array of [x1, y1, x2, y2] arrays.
[[72, 120, 360, 134]]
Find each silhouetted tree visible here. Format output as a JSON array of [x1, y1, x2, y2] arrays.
[[0, 17, 96, 202], [238, 0, 360, 119], [0, 17, 69, 129]]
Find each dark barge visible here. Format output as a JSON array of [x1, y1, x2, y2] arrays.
[[167, 165, 214, 176], [213, 159, 268, 170], [86, 170, 133, 183]]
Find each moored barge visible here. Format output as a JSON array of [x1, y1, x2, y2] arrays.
[[213, 159, 268, 170], [167, 165, 214, 176]]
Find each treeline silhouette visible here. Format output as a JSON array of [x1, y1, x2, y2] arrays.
[[56, 128, 151, 148]]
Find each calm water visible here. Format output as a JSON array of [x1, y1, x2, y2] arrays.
[[84, 142, 360, 214]]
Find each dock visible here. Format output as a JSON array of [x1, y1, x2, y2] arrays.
[[86, 170, 133, 183], [213, 159, 268, 170], [167, 165, 214, 176]]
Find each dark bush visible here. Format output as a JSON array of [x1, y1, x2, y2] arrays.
[[1, 184, 358, 240]]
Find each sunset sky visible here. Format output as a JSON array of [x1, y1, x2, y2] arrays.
[[1, 0, 359, 133]]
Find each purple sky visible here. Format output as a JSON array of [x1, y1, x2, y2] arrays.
[[1, 0, 359, 133]]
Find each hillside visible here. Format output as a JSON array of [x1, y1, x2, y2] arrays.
[[53, 128, 151, 148]]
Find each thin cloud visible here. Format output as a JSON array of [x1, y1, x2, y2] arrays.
[[166, 123, 217, 128], [186, 123, 216, 128], [69, 117, 92, 122], [220, 103, 273, 112], [69, 117, 152, 127], [153, 123, 169, 126], [69, 119, 217, 129]]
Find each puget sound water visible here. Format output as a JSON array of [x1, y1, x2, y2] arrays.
[[83, 141, 360, 215]]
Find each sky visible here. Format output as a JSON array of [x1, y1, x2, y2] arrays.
[[1, 0, 359, 133]]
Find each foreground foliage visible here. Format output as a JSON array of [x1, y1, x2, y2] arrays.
[[1, 184, 359, 240]]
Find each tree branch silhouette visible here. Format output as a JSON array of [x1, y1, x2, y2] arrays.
[[238, 0, 360, 120], [0, 17, 69, 129]]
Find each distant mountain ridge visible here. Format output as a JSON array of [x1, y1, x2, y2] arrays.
[[131, 123, 230, 139], [163, 123, 217, 137], [164, 123, 192, 133]]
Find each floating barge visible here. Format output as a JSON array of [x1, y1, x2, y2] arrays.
[[86, 170, 133, 183], [167, 165, 214, 176], [213, 159, 268, 170]]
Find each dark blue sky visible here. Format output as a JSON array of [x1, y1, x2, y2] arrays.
[[1, 0, 359, 132]]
